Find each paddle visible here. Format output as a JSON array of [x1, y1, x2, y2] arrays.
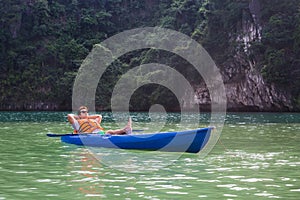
[[47, 129, 145, 137], [47, 133, 75, 137], [131, 129, 144, 132]]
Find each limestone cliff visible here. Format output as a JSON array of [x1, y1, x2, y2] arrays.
[[191, 0, 296, 112]]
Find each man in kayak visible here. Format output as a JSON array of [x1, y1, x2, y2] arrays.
[[67, 106, 132, 135]]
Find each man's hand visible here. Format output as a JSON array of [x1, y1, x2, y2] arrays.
[[87, 115, 102, 123]]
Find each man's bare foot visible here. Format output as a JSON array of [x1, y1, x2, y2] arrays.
[[124, 117, 132, 134]]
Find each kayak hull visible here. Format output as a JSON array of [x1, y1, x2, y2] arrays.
[[61, 127, 213, 153]]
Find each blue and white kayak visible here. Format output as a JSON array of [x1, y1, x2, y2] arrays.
[[47, 127, 213, 153]]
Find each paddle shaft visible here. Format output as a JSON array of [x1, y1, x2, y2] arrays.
[[47, 129, 144, 137]]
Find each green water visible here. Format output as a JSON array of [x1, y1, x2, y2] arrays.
[[0, 112, 299, 199]]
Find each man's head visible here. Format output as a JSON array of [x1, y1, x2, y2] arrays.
[[78, 106, 89, 118]]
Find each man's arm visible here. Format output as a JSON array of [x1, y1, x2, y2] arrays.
[[67, 114, 81, 132], [67, 114, 79, 124], [87, 115, 102, 123]]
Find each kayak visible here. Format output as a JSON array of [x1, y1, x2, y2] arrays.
[[49, 127, 214, 153]]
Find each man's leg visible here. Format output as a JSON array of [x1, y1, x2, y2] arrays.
[[106, 118, 132, 135]]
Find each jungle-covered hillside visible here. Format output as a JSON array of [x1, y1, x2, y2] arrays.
[[0, 0, 299, 111]]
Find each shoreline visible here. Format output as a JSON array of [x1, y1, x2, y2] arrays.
[[0, 109, 299, 113]]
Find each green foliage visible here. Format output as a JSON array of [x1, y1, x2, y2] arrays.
[[0, 0, 299, 110], [261, 49, 289, 84], [259, 0, 300, 98]]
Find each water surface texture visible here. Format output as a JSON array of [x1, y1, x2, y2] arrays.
[[0, 112, 299, 199]]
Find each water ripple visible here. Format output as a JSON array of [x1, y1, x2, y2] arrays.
[[0, 113, 299, 199]]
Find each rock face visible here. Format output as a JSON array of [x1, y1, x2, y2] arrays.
[[188, 56, 294, 112], [225, 74, 293, 112], [0, 102, 60, 111], [189, 0, 296, 112], [222, 59, 293, 112]]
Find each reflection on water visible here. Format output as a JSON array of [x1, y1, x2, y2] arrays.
[[0, 112, 299, 199], [69, 149, 105, 197]]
